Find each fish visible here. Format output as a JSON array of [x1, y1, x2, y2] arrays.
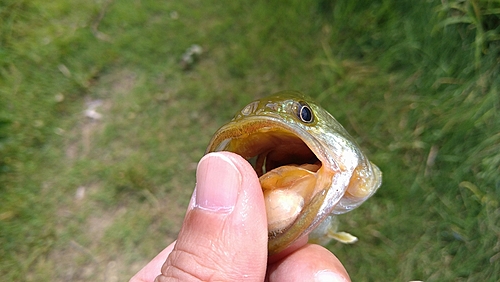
[[206, 90, 382, 255]]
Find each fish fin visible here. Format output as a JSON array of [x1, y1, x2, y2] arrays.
[[327, 230, 358, 244]]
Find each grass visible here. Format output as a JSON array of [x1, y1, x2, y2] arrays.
[[1, 0, 499, 281]]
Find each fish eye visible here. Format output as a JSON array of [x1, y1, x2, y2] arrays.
[[298, 102, 314, 123]]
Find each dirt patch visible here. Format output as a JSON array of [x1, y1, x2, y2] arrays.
[[66, 69, 137, 161], [46, 69, 187, 281]]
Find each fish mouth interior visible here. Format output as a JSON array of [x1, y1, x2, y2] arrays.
[[212, 121, 331, 245], [223, 127, 321, 177]]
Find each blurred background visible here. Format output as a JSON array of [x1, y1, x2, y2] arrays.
[[1, 0, 499, 281]]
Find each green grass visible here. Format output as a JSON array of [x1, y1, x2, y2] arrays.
[[1, 0, 499, 281]]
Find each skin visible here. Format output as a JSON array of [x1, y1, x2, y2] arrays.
[[130, 152, 350, 282]]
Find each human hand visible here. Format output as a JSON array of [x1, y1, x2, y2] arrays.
[[130, 152, 350, 282]]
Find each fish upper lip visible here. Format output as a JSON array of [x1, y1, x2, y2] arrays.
[[212, 114, 330, 165]]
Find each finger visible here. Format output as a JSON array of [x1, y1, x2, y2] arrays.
[[129, 241, 176, 282], [156, 152, 268, 282], [267, 244, 350, 282]]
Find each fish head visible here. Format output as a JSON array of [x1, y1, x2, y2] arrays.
[[206, 90, 382, 254]]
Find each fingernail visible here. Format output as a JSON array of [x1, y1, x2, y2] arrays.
[[195, 153, 241, 212], [315, 270, 349, 282]]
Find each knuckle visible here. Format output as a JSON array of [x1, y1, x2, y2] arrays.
[[162, 248, 215, 282]]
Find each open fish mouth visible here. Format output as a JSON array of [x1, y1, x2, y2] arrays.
[[206, 116, 330, 183], [210, 119, 321, 176], [206, 116, 336, 245]]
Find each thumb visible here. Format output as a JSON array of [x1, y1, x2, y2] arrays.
[[156, 152, 268, 282]]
